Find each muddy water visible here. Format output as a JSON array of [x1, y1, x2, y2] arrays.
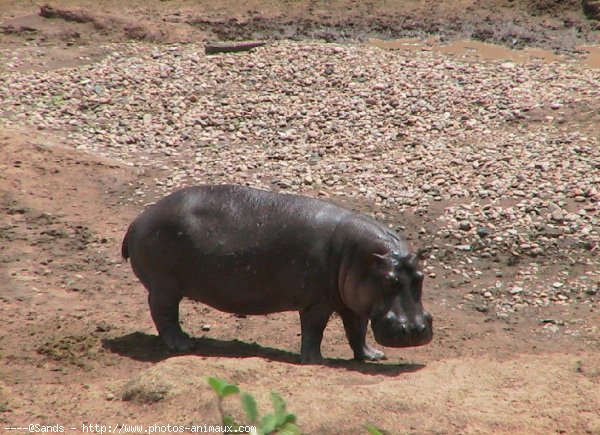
[[370, 38, 600, 68]]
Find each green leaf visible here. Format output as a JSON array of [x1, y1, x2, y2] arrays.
[[241, 392, 259, 423], [271, 392, 286, 416], [259, 414, 278, 434], [207, 377, 227, 396], [223, 415, 238, 432], [207, 377, 240, 398], [280, 413, 296, 425], [221, 384, 240, 398], [277, 422, 301, 435], [365, 424, 384, 435]]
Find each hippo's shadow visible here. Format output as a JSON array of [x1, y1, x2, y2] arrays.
[[102, 333, 424, 376]]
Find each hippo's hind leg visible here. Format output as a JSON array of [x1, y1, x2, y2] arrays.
[[147, 284, 194, 352], [338, 308, 385, 361], [299, 303, 333, 364]]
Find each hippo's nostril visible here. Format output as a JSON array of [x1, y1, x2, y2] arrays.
[[423, 311, 433, 323], [413, 323, 426, 334]]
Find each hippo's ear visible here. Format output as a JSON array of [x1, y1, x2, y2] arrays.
[[401, 253, 419, 273], [408, 253, 418, 267]]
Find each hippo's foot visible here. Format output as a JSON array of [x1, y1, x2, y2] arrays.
[[352, 342, 386, 361], [357, 344, 386, 361], [300, 352, 325, 365], [160, 328, 195, 352]]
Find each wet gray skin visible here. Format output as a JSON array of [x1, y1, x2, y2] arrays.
[[122, 185, 433, 364]]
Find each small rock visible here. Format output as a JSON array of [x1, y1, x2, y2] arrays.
[[159, 66, 172, 78], [548, 202, 561, 213], [459, 221, 472, 231], [201, 324, 211, 331], [510, 287, 523, 295], [550, 210, 564, 222], [547, 325, 560, 333], [552, 282, 564, 289], [530, 247, 544, 257], [477, 227, 491, 238], [95, 322, 111, 332]]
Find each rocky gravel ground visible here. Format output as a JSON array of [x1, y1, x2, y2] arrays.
[[1, 40, 598, 318]]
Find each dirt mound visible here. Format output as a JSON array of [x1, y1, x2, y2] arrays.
[[121, 357, 211, 404], [2, 1, 598, 50], [39, 4, 167, 42], [83, 354, 600, 433]]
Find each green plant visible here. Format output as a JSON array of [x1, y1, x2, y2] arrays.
[[207, 377, 300, 435], [365, 424, 384, 435]]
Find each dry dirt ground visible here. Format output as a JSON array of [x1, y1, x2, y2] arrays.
[[1, 1, 599, 434]]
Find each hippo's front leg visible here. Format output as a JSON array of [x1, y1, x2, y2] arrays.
[[339, 308, 385, 361], [299, 304, 333, 364]]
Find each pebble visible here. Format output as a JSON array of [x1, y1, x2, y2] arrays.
[[477, 227, 491, 238], [510, 287, 523, 295], [459, 221, 472, 231], [551, 210, 564, 222]]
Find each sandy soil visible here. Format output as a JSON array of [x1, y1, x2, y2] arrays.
[[1, 1, 599, 434]]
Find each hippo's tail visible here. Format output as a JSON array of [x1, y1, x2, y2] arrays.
[[121, 226, 131, 261]]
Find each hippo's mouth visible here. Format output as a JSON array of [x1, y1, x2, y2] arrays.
[[371, 316, 433, 348], [373, 328, 433, 348]]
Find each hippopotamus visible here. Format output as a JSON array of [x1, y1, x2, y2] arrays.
[[121, 185, 433, 364]]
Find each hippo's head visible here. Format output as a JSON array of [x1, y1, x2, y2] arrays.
[[366, 251, 433, 348]]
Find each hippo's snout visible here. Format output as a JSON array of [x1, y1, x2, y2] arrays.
[[371, 311, 433, 348]]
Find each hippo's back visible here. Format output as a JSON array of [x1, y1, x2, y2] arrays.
[[126, 185, 350, 251]]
